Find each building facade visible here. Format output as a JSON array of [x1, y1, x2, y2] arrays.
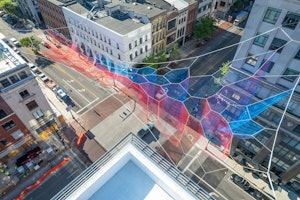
[[0, 40, 58, 158], [196, 0, 213, 19], [16, 0, 44, 25], [230, 0, 300, 193], [37, 0, 73, 39]]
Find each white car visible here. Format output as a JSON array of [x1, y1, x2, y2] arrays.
[[10, 37, 20, 47], [28, 63, 38, 73], [13, 47, 20, 54], [39, 73, 49, 82]]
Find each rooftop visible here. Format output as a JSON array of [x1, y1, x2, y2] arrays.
[[52, 133, 214, 200], [0, 35, 26, 74]]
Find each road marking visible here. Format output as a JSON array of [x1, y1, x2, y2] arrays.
[[53, 63, 98, 98], [66, 169, 79, 179], [63, 79, 90, 103], [67, 79, 74, 83], [76, 97, 100, 114], [78, 89, 85, 92]]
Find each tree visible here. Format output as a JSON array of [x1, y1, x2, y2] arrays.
[[20, 36, 41, 53], [0, 0, 18, 15], [170, 43, 180, 59], [193, 17, 215, 40], [220, 61, 230, 75], [144, 51, 168, 69]]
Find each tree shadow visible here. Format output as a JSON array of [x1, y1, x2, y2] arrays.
[[35, 52, 55, 69]]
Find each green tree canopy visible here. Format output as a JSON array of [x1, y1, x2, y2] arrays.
[[0, 0, 18, 15], [193, 17, 215, 40], [20, 36, 41, 53], [144, 51, 168, 69], [170, 43, 180, 59]]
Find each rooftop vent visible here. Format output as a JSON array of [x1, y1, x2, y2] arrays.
[[147, 6, 152, 9]]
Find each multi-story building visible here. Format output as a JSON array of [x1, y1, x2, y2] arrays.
[[37, 0, 73, 39], [0, 39, 58, 157], [214, 0, 236, 19], [53, 133, 213, 199], [63, 2, 155, 67], [15, 0, 44, 26], [230, 0, 300, 193], [197, 0, 213, 19]]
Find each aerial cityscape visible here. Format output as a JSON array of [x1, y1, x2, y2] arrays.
[[0, 0, 299, 199]]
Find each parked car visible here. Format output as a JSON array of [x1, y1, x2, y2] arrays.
[[13, 47, 20, 54], [231, 173, 250, 190], [16, 146, 42, 167], [39, 73, 49, 82], [2, 38, 13, 48], [10, 37, 20, 47], [28, 63, 38, 73], [41, 41, 51, 48]]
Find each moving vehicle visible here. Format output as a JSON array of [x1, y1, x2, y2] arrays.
[[16, 146, 42, 167], [2, 38, 13, 48], [233, 11, 249, 26], [137, 122, 154, 138]]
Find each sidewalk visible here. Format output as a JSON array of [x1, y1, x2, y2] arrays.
[[196, 135, 300, 200]]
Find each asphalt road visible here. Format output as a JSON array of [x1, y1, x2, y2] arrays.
[[23, 149, 86, 200], [0, 19, 113, 115], [189, 26, 243, 76]]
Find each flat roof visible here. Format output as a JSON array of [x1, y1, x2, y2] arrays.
[[0, 34, 26, 74], [65, 2, 150, 35], [163, 0, 188, 10], [63, 144, 197, 200], [53, 133, 213, 200]]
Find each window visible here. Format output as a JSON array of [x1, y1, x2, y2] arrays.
[[295, 49, 300, 60], [33, 109, 44, 119], [19, 90, 30, 99], [108, 39, 111, 45], [9, 75, 19, 83], [140, 48, 143, 54], [135, 40, 137, 47], [263, 7, 281, 24], [0, 139, 8, 146], [167, 19, 176, 30], [261, 59, 274, 73], [135, 51, 138, 57], [282, 12, 300, 30], [2, 120, 16, 131], [145, 45, 148, 52], [253, 33, 269, 47], [18, 71, 28, 79], [129, 43, 132, 50], [117, 43, 119, 49], [11, 130, 24, 140], [269, 38, 287, 53], [26, 100, 38, 111], [0, 109, 7, 119], [0, 79, 11, 88], [245, 54, 259, 66], [145, 35, 148, 41], [110, 50, 112, 55], [282, 68, 299, 82], [140, 38, 142, 44], [220, 1, 225, 7], [118, 54, 121, 60], [130, 54, 133, 61]]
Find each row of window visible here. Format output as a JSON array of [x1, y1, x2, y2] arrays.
[[0, 71, 29, 88], [263, 7, 300, 30], [152, 20, 166, 33], [129, 46, 149, 60]]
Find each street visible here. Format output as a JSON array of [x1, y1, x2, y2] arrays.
[[189, 25, 243, 76]]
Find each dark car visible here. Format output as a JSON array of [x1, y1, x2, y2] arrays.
[[231, 173, 250, 190], [16, 146, 42, 166]]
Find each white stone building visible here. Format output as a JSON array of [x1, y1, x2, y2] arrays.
[[62, 3, 152, 68]]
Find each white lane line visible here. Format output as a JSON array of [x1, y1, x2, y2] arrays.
[[62, 79, 90, 103], [66, 169, 79, 179], [76, 97, 99, 113]]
